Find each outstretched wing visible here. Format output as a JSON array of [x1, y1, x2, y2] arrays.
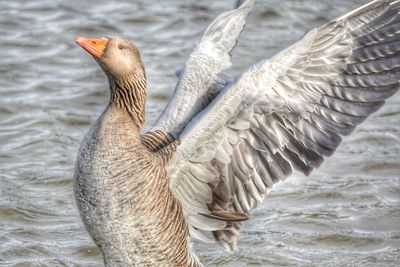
[[152, 0, 255, 136], [168, 0, 400, 251]]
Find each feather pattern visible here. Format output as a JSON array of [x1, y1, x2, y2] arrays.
[[153, 0, 400, 252], [153, 0, 255, 136]]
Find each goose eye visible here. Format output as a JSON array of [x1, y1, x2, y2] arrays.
[[118, 44, 124, 50]]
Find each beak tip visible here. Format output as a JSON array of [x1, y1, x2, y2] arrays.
[[75, 36, 85, 46]]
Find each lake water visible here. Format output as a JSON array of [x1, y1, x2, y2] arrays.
[[0, 0, 399, 266]]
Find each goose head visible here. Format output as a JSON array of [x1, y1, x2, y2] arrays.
[[75, 36, 147, 127], [75, 36, 145, 81]]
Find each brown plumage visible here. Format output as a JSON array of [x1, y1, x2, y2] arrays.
[[74, 36, 203, 266]]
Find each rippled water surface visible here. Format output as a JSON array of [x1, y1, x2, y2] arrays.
[[1, 0, 399, 266]]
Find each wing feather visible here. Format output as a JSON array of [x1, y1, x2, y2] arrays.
[[167, 0, 400, 252], [152, 0, 254, 136]]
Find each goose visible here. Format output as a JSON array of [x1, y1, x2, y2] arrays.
[[74, 0, 400, 266]]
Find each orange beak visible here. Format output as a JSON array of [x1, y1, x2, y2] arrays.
[[75, 36, 108, 58]]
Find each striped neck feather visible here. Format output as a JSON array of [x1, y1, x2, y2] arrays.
[[109, 74, 147, 128]]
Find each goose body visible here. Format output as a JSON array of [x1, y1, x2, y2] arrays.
[[74, 0, 400, 266], [74, 107, 196, 266]]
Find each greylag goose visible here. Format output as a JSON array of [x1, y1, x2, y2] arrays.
[[74, 0, 400, 266]]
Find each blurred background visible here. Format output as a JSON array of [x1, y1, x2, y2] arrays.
[[0, 0, 399, 266]]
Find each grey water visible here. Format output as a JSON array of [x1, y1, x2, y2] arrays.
[[0, 0, 399, 266]]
